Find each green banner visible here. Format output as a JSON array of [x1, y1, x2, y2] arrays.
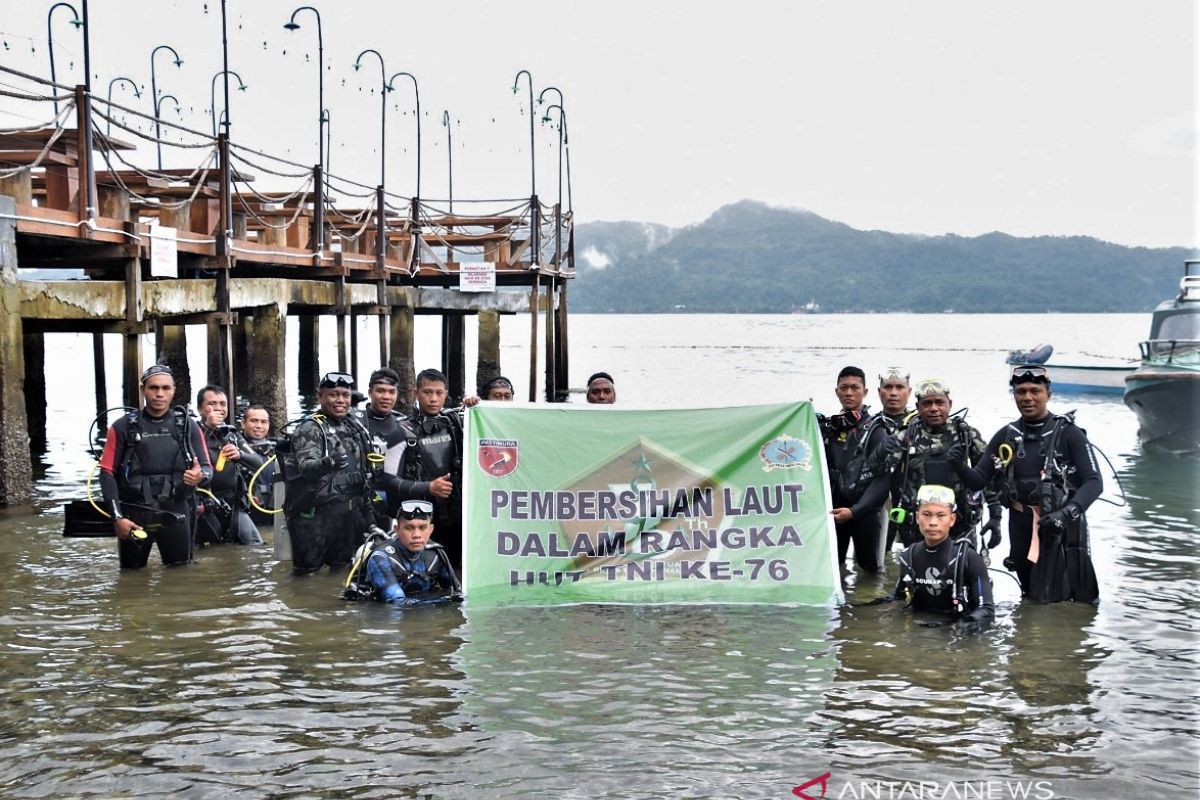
[[463, 402, 842, 607]]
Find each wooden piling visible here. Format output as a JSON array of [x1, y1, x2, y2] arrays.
[[388, 304, 416, 403], [0, 195, 33, 504], [156, 323, 191, 411], [477, 309, 501, 394], [22, 332, 47, 453], [555, 280, 570, 402], [442, 313, 466, 404], [121, 251, 142, 409], [233, 317, 250, 397], [543, 276, 555, 401], [297, 314, 319, 394], [92, 333, 107, 421], [244, 305, 287, 436]]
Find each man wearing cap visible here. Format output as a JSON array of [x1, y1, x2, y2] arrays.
[[887, 484, 994, 633], [284, 371, 378, 575], [955, 366, 1103, 602], [97, 364, 213, 568], [884, 378, 1001, 552], [586, 372, 616, 404], [478, 375, 515, 401], [351, 367, 408, 451], [355, 499, 461, 605]]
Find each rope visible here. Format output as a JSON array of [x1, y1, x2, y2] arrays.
[[0, 109, 73, 179], [91, 106, 213, 149], [323, 173, 377, 199], [96, 92, 216, 145], [0, 104, 77, 136], [234, 174, 313, 231], [94, 140, 217, 211], [0, 62, 73, 92], [101, 142, 219, 186], [417, 198, 532, 218], [0, 87, 74, 104], [228, 148, 312, 180], [233, 173, 315, 206]]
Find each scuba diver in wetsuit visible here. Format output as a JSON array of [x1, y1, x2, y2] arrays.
[[886, 484, 995, 633], [195, 384, 264, 546], [885, 378, 1003, 552], [97, 364, 213, 568], [350, 367, 409, 528], [383, 368, 466, 571], [954, 366, 1103, 603], [346, 499, 462, 605]]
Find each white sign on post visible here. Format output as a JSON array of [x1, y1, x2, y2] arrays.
[[149, 225, 178, 278], [459, 261, 496, 293]]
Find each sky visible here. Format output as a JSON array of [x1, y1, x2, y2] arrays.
[[1, 0, 1196, 248]]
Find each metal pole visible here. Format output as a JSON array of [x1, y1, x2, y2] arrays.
[[442, 110, 453, 214], [220, 0, 231, 136], [388, 72, 421, 199], [513, 70, 535, 196], [354, 50, 388, 190], [46, 3, 81, 115]]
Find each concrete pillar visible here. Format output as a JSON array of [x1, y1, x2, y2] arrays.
[[0, 195, 33, 505], [388, 304, 416, 403], [477, 309, 501, 394], [22, 332, 47, 454], [157, 323, 191, 410], [233, 316, 250, 399], [441, 314, 466, 405], [245, 305, 287, 436], [297, 314, 319, 395]]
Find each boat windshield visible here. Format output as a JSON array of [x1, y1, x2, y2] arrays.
[[1158, 312, 1200, 342]]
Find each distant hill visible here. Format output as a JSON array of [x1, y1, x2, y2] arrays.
[[571, 200, 1197, 313]]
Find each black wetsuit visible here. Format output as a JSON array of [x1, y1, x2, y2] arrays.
[[823, 410, 890, 573], [197, 425, 265, 545], [98, 409, 213, 568], [244, 436, 277, 525], [364, 540, 461, 604], [384, 407, 466, 570], [350, 406, 406, 527], [962, 413, 1102, 602], [892, 537, 994, 630]]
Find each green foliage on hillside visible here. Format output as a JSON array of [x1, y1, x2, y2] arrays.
[[571, 201, 1196, 313]]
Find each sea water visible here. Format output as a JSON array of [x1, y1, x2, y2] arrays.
[[0, 313, 1196, 798]]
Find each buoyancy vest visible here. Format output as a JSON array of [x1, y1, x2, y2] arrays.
[[121, 408, 193, 504]]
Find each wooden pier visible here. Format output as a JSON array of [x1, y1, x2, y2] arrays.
[[0, 68, 574, 506]]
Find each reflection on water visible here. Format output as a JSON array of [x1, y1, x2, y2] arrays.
[[3, 314, 1199, 798]]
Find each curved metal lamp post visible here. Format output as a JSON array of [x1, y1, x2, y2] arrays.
[[46, 2, 82, 115], [511, 69, 536, 198], [353, 49, 389, 190], [104, 76, 141, 135], [441, 110, 454, 213], [386, 71, 421, 199], [150, 44, 183, 168], [283, 6, 327, 189], [210, 70, 247, 138]]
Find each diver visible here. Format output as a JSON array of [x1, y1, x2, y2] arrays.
[[955, 366, 1103, 603], [884, 484, 994, 633], [346, 499, 462, 605], [241, 404, 278, 525], [283, 372, 378, 575], [383, 368, 467, 571], [195, 384, 265, 546], [874, 367, 916, 551], [884, 378, 1003, 551], [585, 372, 616, 404], [350, 367, 410, 527], [97, 364, 212, 568], [822, 366, 890, 573], [478, 374, 516, 401]]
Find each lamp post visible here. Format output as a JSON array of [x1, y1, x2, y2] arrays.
[[104, 76, 141, 135], [511, 69, 536, 198], [46, 2, 82, 115], [283, 6, 326, 192], [150, 44, 183, 168], [538, 87, 571, 216], [210, 70, 247, 138], [386, 71, 421, 199], [441, 110, 454, 214], [218, 0, 231, 137], [353, 48, 389, 190]]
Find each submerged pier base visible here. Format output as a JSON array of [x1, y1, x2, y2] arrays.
[[0, 197, 33, 504], [244, 304, 287, 434]]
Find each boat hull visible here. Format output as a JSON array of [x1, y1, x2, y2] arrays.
[[1123, 369, 1200, 451], [1043, 363, 1136, 395]]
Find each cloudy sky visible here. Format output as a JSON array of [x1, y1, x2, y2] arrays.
[[2, 0, 1195, 247]]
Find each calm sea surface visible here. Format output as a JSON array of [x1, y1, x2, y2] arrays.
[[2, 313, 1197, 798]]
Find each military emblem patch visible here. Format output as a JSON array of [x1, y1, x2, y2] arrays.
[[759, 435, 813, 472], [478, 438, 519, 477]]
